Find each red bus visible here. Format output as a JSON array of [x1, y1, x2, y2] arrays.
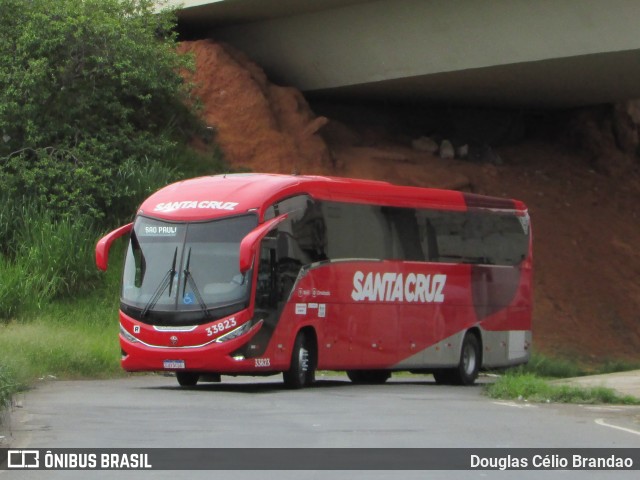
[[96, 173, 532, 388]]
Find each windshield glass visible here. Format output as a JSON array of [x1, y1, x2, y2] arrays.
[[122, 214, 257, 323]]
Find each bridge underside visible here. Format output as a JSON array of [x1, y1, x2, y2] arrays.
[[310, 49, 640, 108], [176, 0, 640, 108]]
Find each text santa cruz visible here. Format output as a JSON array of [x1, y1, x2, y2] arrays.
[[351, 271, 447, 303], [153, 200, 238, 212]]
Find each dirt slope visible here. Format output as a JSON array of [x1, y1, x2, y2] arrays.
[[180, 39, 640, 363], [178, 40, 332, 174]]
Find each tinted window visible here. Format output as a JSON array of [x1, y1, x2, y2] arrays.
[[322, 202, 392, 260], [321, 201, 528, 266], [267, 198, 528, 267]]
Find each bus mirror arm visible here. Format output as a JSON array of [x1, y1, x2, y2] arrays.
[[95, 223, 134, 271], [238, 214, 289, 274]]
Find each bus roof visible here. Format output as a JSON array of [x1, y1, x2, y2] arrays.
[[138, 173, 527, 222]]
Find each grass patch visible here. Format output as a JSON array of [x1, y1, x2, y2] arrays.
[[0, 293, 123, 386], [0, 364, 17, 408], [485, 372, 640, 405], [512, 352, 587, 378], [0, 196, 105, 319], [598, 359, 640, 374], [504, 352, 640, 379], [0, 243, 126, 407]]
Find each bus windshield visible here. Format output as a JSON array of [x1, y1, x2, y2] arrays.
[[121, 214, 258, 323]]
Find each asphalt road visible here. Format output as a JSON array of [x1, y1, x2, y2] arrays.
[[2, 374, 640, 479]]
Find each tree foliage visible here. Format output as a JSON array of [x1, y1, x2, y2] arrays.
[[0, 0, 201, 219]]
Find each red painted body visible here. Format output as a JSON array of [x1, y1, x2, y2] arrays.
[[98, 173, 532, 377]]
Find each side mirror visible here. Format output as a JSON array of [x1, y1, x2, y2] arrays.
[[95, 223, 133, 271], [238, 214, 288, 274]]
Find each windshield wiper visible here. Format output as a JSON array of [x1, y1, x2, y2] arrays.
[[141, 247, 177, 317], [182, 247, 211, 319]]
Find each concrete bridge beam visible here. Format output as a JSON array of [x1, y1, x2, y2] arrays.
[[175, 0, 640, 107]]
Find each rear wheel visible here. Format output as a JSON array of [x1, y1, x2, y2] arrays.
[[176, 371, 200, 387], [433, 333, 481, 386], [283, 332, 315, 389], [346, 370, 391, 384]]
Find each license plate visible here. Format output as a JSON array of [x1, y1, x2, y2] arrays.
[[163, 360, 185, 369]]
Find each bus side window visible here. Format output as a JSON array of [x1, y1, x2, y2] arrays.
[[425, 219, 439, 261], [322, 202, 390, 260], [256, 235, 278, 310], [130, 232, 146, 288], [384, 206, 424, 261], [292, 198, 327, 262], [256, 223, 309, 311], [276, 231, 302, 301], [269, 195, 327, 263]]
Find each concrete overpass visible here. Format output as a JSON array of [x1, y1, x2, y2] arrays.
[[173, 0, 640, 108]]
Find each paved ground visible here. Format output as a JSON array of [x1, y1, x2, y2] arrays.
[[2, 370, 640, 479], [1, 373, 640, 479]]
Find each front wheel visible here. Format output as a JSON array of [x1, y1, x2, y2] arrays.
[[283, 332, 315, 389]]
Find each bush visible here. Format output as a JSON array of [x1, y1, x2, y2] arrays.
[[0, 256, 23, 320], [0, 0, 204, 220], [18, 204, 101, 300], [0, 197, 103, 319]]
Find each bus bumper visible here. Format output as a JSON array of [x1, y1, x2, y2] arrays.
[[119, 321, 278, 373]]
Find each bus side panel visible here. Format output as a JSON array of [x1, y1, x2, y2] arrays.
[[395, 330, 466, 368], [481, 265, 532, 331], [344, 303, 400, 369], [289, 258, 531, 371], [477, 259, 532, 367], [294, 261, 478, 370], [255, 305, 294, 371], [481, 329, 532, 368]]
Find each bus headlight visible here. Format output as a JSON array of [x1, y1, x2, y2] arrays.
[[120, 324, 139, 343], [215, 321, 252, 343]]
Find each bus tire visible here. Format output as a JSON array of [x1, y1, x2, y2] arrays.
[[451, 332, 481, 385], [176, 372, 199, 387], [283, 332, 315, 389], [346, 370, 391, 384]]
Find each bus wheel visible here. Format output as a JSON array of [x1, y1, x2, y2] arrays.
[[452, 333, 481, 385], [283, 332, 315, 389], [346, 370, 391, 384], [176, 372, 200, 387], [433, 334, 481, 385]]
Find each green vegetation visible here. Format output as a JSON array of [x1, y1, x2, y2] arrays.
[[509, 352, 587, 378], [0, 240, 125, 399], [0, 0, 209, 220], [0, 197, 100, 317], [0, 293, 121, 384], [598, 359, 640, 375], [485, 353, 640, 405], [0, 364, 15, 408], [497, 351, 640, 379], [485, 372, 640, 405], [0, 0, 227, 411]]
